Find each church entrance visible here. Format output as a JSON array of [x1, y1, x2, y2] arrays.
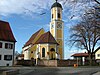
[[50, 48, 55, 60]]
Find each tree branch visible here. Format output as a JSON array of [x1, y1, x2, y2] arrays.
[[94, 0, 100, 4]]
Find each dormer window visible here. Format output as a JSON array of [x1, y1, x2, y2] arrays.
[[0, 42, 2, 48]]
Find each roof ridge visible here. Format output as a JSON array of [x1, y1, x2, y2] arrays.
[[49, 32, 50, 43], [47, 31, 50, 43], [24, 28, 44, 47], [0, 20, 16, 42], [35, 28, 44, 37], [35, 31, 58, 45], [0, 20, 8, 23]]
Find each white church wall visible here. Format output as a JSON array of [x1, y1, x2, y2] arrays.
[[24, 50, 30, 60]]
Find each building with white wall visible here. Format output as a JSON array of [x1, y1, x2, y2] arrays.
[[0, 20, 16, 66]]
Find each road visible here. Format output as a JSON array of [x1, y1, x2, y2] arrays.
[[1, 66, 100, 75], [23, 67, 100, 75]]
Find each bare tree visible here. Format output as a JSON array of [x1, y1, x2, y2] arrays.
[[69, 5, 100, 65], [61, 0, 100, 19], [64, 0, 100, 5], [94, 0, 100, 4]]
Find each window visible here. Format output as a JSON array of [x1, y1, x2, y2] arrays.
[[97, 54, 100, 57], [5, 43, 13, 49], [0, 55, 1, 60], [0, 42, 2, 48], [5, 43, 8, 49], [50, 48, 55, 60], [58, 13, 60, 18], [42, 48, 45, 57], [31, 51, 33, 53], [51, 24, 54, 29], [4, 55, 12, 60], [52, 14, 53, 19]]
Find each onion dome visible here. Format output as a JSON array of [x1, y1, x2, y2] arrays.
[[51, 1, 62, 9]]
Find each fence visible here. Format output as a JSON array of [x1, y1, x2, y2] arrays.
[[15, 59, 98, 66], [15, 59, 35, 66], [37, 59, 81, 67]]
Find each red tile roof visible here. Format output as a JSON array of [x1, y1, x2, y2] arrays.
[[24, 29, 43, 47], [35, 31, 58, 45], [72, 53, 89, 57], [0, 20, 16, 42]]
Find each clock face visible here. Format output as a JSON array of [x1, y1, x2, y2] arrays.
[[57, 22, 62, 29], [51, 24, 54, 29]]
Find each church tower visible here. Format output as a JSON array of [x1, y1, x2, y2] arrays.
[[50, 0, 64, 59]]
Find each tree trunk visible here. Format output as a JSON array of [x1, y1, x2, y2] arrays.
[[89, 53, 92, 66]]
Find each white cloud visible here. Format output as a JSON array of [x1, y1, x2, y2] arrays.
[[68, 49, 87, 53], [0, 0, 96, 18], [0, 0, 53, 16], [71, 16, 80, 20], [62, 0, 96, 21]]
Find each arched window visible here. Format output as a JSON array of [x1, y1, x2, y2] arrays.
[[58, 13, 60, 18], [52, 14, 53, 19], [42, 48, 45, 57], [50, 48, 55, 60], [50, 48, 55, 51]]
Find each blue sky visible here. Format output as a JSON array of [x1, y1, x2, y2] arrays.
[[0, 0, 96, 59]]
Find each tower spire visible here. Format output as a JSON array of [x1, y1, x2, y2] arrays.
[[50, 0, 64, 59], [56, 0, 57, 2]]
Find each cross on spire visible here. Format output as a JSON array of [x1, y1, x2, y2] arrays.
[[56, 0, 58, 2]]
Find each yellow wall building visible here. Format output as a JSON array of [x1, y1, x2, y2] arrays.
[[35, 31, 59, 60], [22, 0, 64, 60], [50, 1, 64, 59], [22, 28, 45, 60], [95, 47, 100, 60]]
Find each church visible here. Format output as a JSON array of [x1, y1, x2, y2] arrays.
[[22, 0, 64, 60]]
